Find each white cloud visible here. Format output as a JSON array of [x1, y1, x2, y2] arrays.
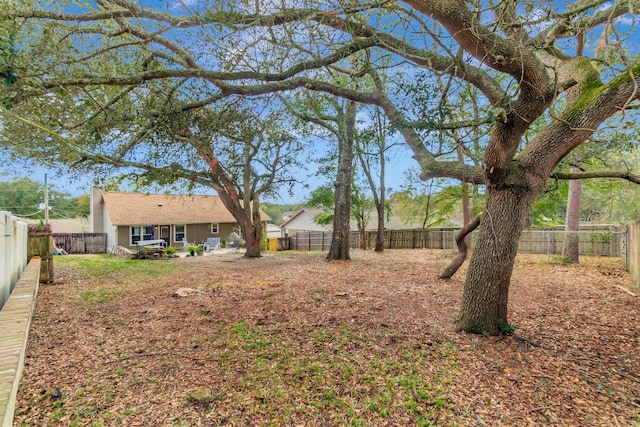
[[169, 0, 199, 12]]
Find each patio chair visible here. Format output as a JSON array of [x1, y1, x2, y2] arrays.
[[206, 237, 220, 252]]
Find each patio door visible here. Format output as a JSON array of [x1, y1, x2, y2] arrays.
[[159, 225, 170, 245]]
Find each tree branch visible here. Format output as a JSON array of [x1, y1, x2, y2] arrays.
[[439, 212, 482, 279], [366, 67, 486, 184], [312, 10, 506, 105], [520, 63, 640, 179], [552, 170, 640, 184], [533, 1, 631, 46]]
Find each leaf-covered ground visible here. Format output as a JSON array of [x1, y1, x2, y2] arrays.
[[14, 250, 640, 426]]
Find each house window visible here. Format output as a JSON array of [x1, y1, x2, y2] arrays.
[[131, 226, 153, 244], [211, 223, 219, 234], [174, 224, 185, 242]]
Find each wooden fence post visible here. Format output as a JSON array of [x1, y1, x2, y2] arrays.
[[27, 225, 54, 284]]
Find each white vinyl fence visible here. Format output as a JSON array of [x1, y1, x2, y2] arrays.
[[1, 211, 28, 310]]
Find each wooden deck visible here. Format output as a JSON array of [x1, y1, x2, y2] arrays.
[[0, 258, 40, 427]]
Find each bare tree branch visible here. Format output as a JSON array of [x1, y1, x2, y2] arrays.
[[439, 212, 482, 280], [552, 170, 640, 184]]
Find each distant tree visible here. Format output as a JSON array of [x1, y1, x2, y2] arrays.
[[306, 183, 373, 248], [529, 146, 640, 227], [348, 183, 373, 250], [283, 92, 358, 261], [356, 103, 392, 252], [0, 178, 44, 217], [0, 177, 88, 219], [161, 104, 302, 258], [530, 181, 569, 226], [260, 203, 294, 227], [306, 186, 335, 226], [391, 185, 461, 230]]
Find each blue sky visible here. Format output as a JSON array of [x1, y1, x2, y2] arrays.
[[0, 141, 416, 205]]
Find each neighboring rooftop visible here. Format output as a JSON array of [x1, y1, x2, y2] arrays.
[[99, 191, 271, 225]]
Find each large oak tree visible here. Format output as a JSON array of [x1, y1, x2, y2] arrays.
[[2, 0, 640, 334]]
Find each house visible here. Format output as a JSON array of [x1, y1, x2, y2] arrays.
[[266, 223, 282, 238], [281, 207, 339, 237], [281, 211, 297, 222], [281, 206, 427, 237], [90, 188, 271, 250]]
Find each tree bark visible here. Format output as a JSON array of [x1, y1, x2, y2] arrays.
[[455, 180, 536, 335], [214, 199, 262, 258], [419, 181, 433, 249], [374, 200, 385, 252], [242, 199, 263, 258], [439, 212, 481, 279], [562, 167, 582, 263], [375, 109, 386, 252], [327, 101, 356, 261], [327, 154, 353, 260], [216, 195, 263, 258]]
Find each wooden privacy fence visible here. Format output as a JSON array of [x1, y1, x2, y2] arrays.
[[362, 228, 461, 251], [517, 229, 625, 258], [288, 226, 626, 259], [627, 219, 640, 287], [287, 231, 360, 251], [53, 233, 108, 254], [0, 211, 28, 310]]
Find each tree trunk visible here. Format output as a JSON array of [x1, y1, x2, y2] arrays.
[[327, 101, 356, 261], [327, 166, 352, 260], [327, 152, 353, 260], [198, 147, 263, 258], [419, 182, 433, 249], [456, 182, 536, 335], [358, 223, 366, 250], [458, 146, 472, 247], [374, 120, 386, 252], [242, 222, 262, 257], [563, 167, 582, 263], [211, 195, 262, 258], [242, 199, 263, 258], [374, 200, 385, 252]]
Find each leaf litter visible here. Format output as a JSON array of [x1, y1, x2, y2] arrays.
[[14, 250, 640, 426]]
